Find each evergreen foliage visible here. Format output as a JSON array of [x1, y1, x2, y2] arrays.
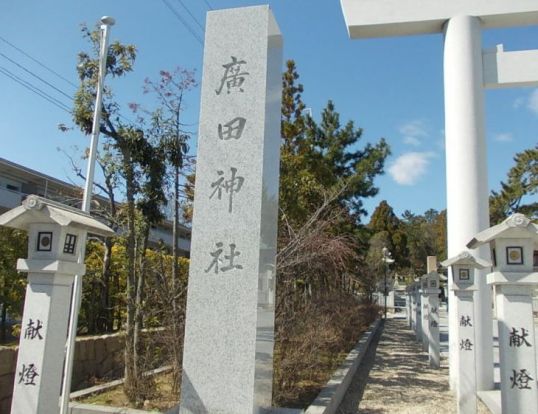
[[490, 145, 537, 223], [279, 60, 390, 227], [0, 227, 27, 341]]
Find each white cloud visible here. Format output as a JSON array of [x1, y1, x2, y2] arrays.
[[399, 120, 427, 146], [399, 120, 427, 138], [515, 89, 538, 115], [403, 136, 421, 146], [494, 132, 514, 143], [388, 152, 434, 186], [513, 96, 525, 109], [527, 89, 538, 115]]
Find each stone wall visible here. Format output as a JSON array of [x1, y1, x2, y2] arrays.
[[0, 346, 17, 414], [0, 332, 126, 412], [72, 332, 125, 389]]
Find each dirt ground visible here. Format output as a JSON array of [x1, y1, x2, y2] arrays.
[[337, 318, 491, 414]]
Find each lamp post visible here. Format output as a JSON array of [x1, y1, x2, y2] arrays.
[[382, 247, 394, 319], [59, 16, 115, 414]]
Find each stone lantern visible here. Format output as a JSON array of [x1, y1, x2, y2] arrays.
[[413, 279, 422, 342], [467, 213, 538, 414], [406, 284, 413, 329], [420, 274, 429, 351], [442, 251, 491, 414], [421, 262, 441, 368], [411, 283, 418, 330], [0, 195, 115, 414]]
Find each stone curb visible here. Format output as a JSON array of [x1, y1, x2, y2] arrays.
[[70, 366, 173, 401], [303, 318, 383, 414], [68, 366, 173, 414], [69, 402, 159, 414]]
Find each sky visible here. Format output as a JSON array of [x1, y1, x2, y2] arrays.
[[0, 1, 537, 221]]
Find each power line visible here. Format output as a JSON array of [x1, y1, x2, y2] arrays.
[[0, 65, 72, 113], [0, 52, 74, 101], [203, 0, 213, 10], [160, 0, 204, 45], [174, 0, 205, 31], [0, 65, 71, 112], [0, 34, 78, 89], [0, 45, 136, 124], [0, 61, 134, 125], [0, 36, 139, 126]]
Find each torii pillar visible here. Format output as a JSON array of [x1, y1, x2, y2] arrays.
[[340, 0, 538, 391]]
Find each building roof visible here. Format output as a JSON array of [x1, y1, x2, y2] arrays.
[[0, 157, 191, 253]]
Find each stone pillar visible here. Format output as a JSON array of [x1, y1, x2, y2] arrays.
[[0, 196, 114, 414], [179, 6, 283, 414], [387, 283, 395, 310], [428, 290, 440, 368], [415, 284, 422, 342], [409, 286, 413, 328], [443, 251, 491, 414], [467, 214, 538, 414], [444, 14, 493, 391], [496, 285, 538, 414], [11, 271, 77, 414], [421, 276, 430, 352], [457, 291, 477, 414], [425, 257, 440, 368], [407, 287, 412, 328]]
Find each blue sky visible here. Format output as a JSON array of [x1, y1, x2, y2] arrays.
[[0, 1, 537, 221]]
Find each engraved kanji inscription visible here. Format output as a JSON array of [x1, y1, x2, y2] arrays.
[[24, 318, 43, 340], [18, 363, 39, 386], [510, 369, 534, 390], [205, 242, 244, 274], [210, 167, 244, 213], [460, 315, 472, 327], [509, 327, 532, 348], [460, 339, 473, 351], [215, 56, 249, 95], [218, 117, 246, 140]]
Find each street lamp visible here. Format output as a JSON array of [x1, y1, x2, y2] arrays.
[[381, 247, 395, 319], [60, 16, 115, 414]]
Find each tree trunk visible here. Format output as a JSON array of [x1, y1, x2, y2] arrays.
[[123, 149, 139, 400], [102, 162, 118, 333], [101, 238, 113, 332], [1, 299, 6, 342], [133, 222, 150, 378], [172, 164, 179, 313]]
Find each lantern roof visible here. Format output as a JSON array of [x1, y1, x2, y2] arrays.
[[467, 213, 538, 249], [441, 251, 491, 269], [0, 195, 115, 237]]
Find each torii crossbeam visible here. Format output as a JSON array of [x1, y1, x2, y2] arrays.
[[341, 0, 538, 38], [340, 0, 538, 401]]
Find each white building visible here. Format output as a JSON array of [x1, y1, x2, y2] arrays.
[[0, 157, 191, 256]]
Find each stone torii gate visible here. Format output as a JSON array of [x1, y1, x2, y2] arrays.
[[340, 0, 538, 391]]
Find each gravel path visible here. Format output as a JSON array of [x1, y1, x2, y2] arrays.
[[337, 318, 490, 414]]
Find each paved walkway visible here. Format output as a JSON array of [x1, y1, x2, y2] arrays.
[[337, 317, 490, 414]]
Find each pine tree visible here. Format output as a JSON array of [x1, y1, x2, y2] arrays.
[[368, 200, 408, 269], [279, 60, 390, 226], [490, 145, 537, 223]]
